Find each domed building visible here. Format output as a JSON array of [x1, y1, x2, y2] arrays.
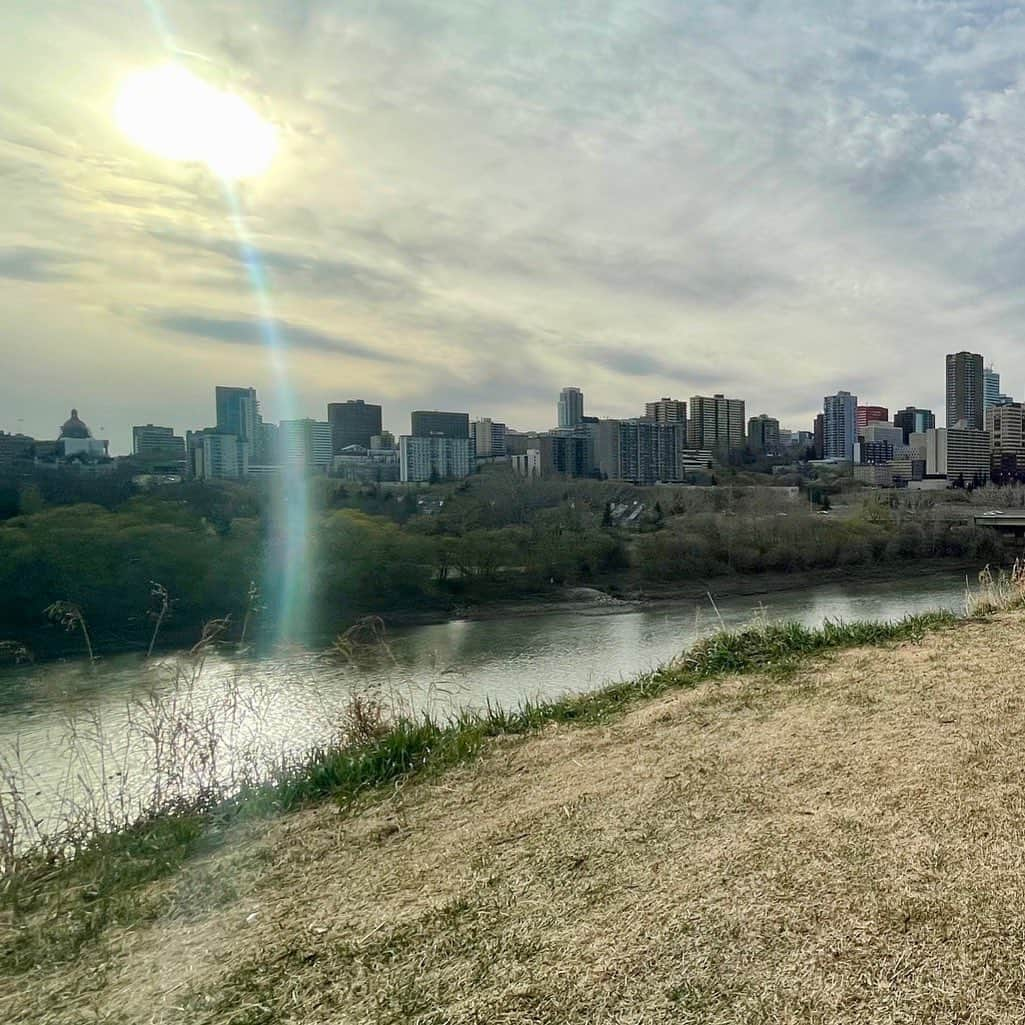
[[57, 408, 108, 461], [59, 409, 92, 440]]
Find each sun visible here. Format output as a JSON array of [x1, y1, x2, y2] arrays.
[[115, 64, 277, 180]]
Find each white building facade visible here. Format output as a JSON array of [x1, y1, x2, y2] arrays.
[[400, 436, 473, 482], [280, 419, 332, 471]]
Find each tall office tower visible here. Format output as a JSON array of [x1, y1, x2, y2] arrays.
[[893, 407, 936, 444], [215, 386, 259, 442], [470, 418, 507, 457], [279, 419, 333, 470], [327, 399, 383, 454], [410, 410, 470, 439], [823, 391, 858, 460], [946, 352, 985, 430], [747, 414, 781, 454], [855, 406, 889, 433], [644, 398, 687, 427], [984, 365, 1001, 412], [687, 394, 745, 453], [132, 424, 186, 461], [557, 387, 584, 429], [813, 414, 825, 458]]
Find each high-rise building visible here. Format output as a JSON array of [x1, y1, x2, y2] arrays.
[[946, 352, 985, 430], [399, 436, 473, 482], [823, 391, 858, 460], [410, 410, 470, 439], [813, 414, 825, 459], [984, 365, 1001, 412], [644, 398, 687, 429], [855, 406, 889, 433], [747, 414, 781, 455], [132, 424, 185, 462], [215, 386, 259, 442], [279, 419, 333, 471], [327, 400, 382, 454], [257, 421, 279, 465], [617, 421, 681, 485], [470, 419, 507, 458], [593, 419, 709, 482], [557, 387, 584, 429], [924, 427, 990, 482], [987, 403, 1025, 472], [187, 429, 248, 480], [687, 394, 745, 453], [539, 431, 594, 478], [593, 420, 622, 480], [893, 407, 936, 443]]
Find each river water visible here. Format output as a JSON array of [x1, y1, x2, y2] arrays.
[[0, 571, 973, 844]]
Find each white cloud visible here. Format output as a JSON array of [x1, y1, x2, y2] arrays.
[[6, 0, 1025, 450]]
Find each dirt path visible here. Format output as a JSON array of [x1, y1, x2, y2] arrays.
[[6, 613, 1025, 1023]]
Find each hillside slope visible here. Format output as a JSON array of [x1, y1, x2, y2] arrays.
[[6, 613, 1025, 1023]]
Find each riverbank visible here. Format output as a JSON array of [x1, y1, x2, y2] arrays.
[[4, 556, 989, 665], [378, 556, 986, 629], [8, 601, 1025, 1021]]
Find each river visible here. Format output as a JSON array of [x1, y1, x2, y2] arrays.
[[0, 570, 973, 846]]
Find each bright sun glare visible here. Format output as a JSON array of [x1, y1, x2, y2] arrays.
[[115, 64, 277, 179]]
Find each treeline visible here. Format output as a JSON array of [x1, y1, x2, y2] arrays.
[[0, 499, 261, 655], [0, 473, 1009, 659], [635, 510, 1002, 579]]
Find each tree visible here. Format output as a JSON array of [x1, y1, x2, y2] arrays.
[[18, 484, 44, 516]]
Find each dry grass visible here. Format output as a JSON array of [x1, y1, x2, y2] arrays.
[[965, 559, 1025, 616], [7, 612, 1025, 1023]]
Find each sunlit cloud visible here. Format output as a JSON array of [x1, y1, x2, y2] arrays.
[[115, 64, 277, 179], [8, 0, 1025, 451]]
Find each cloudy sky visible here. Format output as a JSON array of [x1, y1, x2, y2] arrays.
[[5, 1, 1025, 452]]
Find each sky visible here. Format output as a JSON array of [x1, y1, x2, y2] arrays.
[[5, 1, 1025, 453]]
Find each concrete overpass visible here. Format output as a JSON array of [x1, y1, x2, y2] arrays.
[[974, 512, 1025, 537]]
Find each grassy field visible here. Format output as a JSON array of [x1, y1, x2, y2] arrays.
[[7, 607, 1025, 1022]]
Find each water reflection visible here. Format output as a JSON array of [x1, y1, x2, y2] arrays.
[[0, 571, 970, 840]]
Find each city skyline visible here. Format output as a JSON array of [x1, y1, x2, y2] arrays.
[[8, 4, 1025, 453], [0, 354, 999, 459]]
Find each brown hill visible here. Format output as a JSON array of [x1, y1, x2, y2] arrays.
[[6, 612, 1025, 1023]]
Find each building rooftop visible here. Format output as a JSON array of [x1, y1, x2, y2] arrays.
[[59, 408, 91, 439]]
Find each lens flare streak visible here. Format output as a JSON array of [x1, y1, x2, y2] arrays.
[[133, 0, 307, 644]]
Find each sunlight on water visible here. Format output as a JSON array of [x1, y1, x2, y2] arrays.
[[0, 572, 972, 846]]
